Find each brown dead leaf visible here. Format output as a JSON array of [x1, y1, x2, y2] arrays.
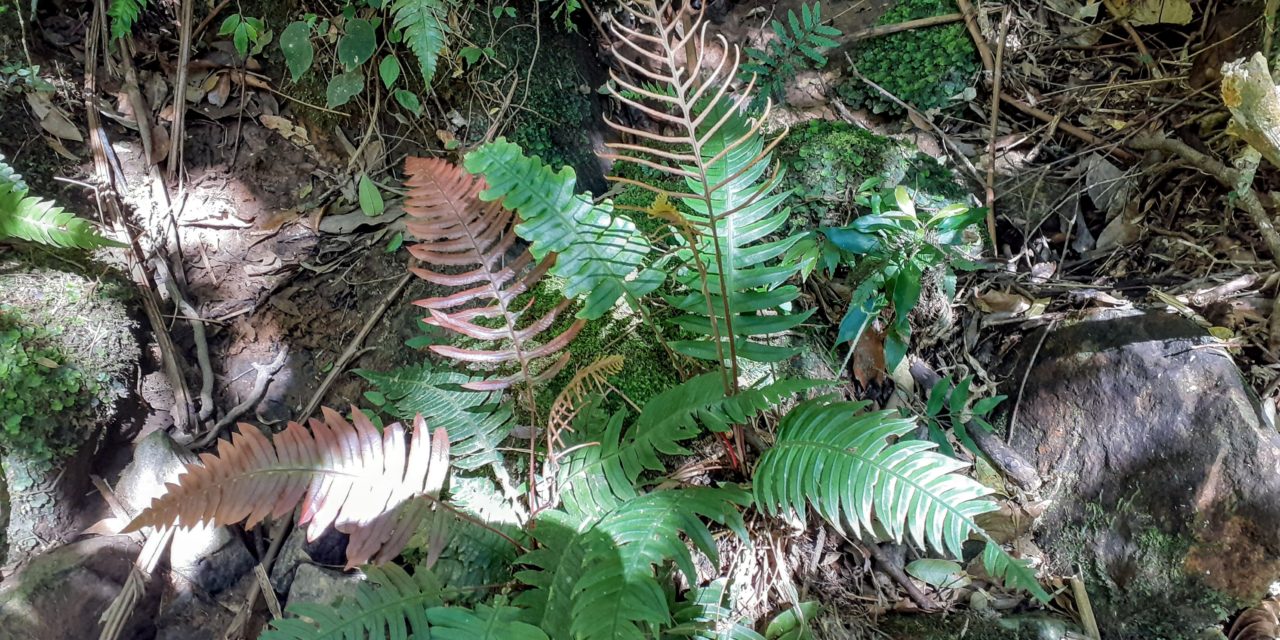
[[1111, 0, 1192, 25], [207, 72, 232, 107], [260, 114, 310, 145], [975, 290, 1031, 314], [150, 124, 170, 165], [26, 92, 84, 142]]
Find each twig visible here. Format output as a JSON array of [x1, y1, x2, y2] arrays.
[[956, 0, 994, 76], [1072, 576, 1102, 639], [167, 0, 194, 180], [192, 0, 234, 43], [846, 12, 965, 41], [192, 347, 289, 448], [1129, 134, 1280, 268], [346, 84, 383, 172], [984, 9, 1011, 251], [863, 540, 937, 612], [1006, 319, 1056, 444], [998, 93, 1137, 162], [300, 272, 413, 420], [1101, 0, 1161, 78], [164, 277, 214, 423], [907, 359, 1042, 491]]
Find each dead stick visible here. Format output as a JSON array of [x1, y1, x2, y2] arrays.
[[956, 0, 994, 75], [301, 272, 412, 420], [1072, 576, 1102, 639], [1101, 0, 1161, 78], [864, 540, 937, 611], [984, 9, 1010, 250], [998, 93, 1137, 161], [847, 12, 964, 41], [1129, 135, 1280, 268], [167, 0, 193, 179], [192, 347, 289, 448]]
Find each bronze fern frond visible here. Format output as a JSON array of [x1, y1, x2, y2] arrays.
[[403, 156, 585, 391], [124, 407, 450, 569]]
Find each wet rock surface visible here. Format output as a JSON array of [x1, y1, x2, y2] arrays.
[[1007, 309, 1280, 638]]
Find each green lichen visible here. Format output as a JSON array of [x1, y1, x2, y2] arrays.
[[838, 0, 978, 115], [1049, 502, 1239, 639]]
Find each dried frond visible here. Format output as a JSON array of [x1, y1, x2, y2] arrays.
[[547, 355, 626, 438], [403, 156, 585, 391], [124, 407, 450, 569]]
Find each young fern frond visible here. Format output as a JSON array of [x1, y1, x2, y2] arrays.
[[124, 407, 451, 569], [260, 564, 444, 640], [465, 139, 661, 320], [391, 0, 449, 87], [107, 0, 147, 40], [667, 578, 766, 640], [0, 155, 122, 250], [603, 0, 810, 383], [753, 399, 1050, 601], [740, 2, 841, 104], [403, 156, 585, 391], [428, 602, 550, 639]]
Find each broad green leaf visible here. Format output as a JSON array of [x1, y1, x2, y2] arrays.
[[279, 21, 314, 82], [326, 70, 363, 108], [358, 174, 384, 216], [217, 14, 240, 36], [379, 55, 402, 89], [394, 89, 423, 115], [338, 18, 376, 69], [906, 558, 971, 589]]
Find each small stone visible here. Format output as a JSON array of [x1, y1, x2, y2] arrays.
[[286, 564, 364, 609]]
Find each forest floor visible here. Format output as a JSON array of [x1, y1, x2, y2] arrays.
[[2, 0, 1280, 638]]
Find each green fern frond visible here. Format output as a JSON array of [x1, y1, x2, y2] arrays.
[[664, 100, 815, 365], [392, 0, 448, 87], [517, 488, 751, 640], [753, 398, 1049, 602], [741, 2, 841, 102], [357, 363, 516, 473], [667, 579, 765, 640], [0, 157, 121, 250], [107, 0, 148, 40], [427, 602, 550, 639], [464, 138, 661, 320], [556, 374, 825, 516], [260, 564, 442, 639]]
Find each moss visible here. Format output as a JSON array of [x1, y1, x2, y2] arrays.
[[467, 16, 598, 183], [0, 255, 138, 469], [874, 612, 1044, 640], [838, 0, 978, 115], [1049, 502, 1239, 639], [774, 119, 894, 225]]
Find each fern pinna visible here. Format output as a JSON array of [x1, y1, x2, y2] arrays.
[[0, 154, 122, 250], [753, 398, 1050, 601], [602, 0, 812, 388], [124, 407, 450, 569], [402, 156, 584, 391]]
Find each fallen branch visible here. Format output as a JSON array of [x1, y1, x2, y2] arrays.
[[998, 93, 1137, 162], [956, 0, 994, 75], [846, 11, 968, 42], [164, 277, 214, 423], [192, 347, 289, 449], [1129, 134, 1280, 269], [984, 9, 1010, 249], [1222, 53, 1280, 169], [167, 0, 193, 180], [864, 540, 937, 612]]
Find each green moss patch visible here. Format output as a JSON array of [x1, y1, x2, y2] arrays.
[[838, 0, 978, 115]]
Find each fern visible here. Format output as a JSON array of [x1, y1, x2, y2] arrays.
[[753, 398, 1050, 601], [667, 579, 765, 640], [261, 564, 443, 639], [517, 487, 751, 640], [428, 602, 549, 639], [107, 0, 147, 40], [603, 0, 813, 384], [124, 407, 451, 569], [740, 3, 842, 105], [0, 155, 121, 249], [357, 363, 515, 473], [403, 155, 583, 390], [556, 373, 826, 516], [392, 0, 449, 87], [465, 138, 661, 320]]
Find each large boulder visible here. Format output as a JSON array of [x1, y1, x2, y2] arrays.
[[1007, 309, 1280, 638]]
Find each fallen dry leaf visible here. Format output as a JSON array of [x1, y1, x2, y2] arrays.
[[260, 114, 310, 145], [975, 290, 1031, 314]]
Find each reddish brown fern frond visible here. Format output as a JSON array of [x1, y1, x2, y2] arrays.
[[1230, 598, 1280, 640], [403, 156, 584, 391], [123, 407, 450, 569], [547, 355, 626, 441]]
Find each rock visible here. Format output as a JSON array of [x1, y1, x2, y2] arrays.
[[0, 536, 156, 640], [114, 430, 196, 516], [1006, 309, 1280, 638], [269, 526, 349, 594], [286, 564, 364, 609]]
